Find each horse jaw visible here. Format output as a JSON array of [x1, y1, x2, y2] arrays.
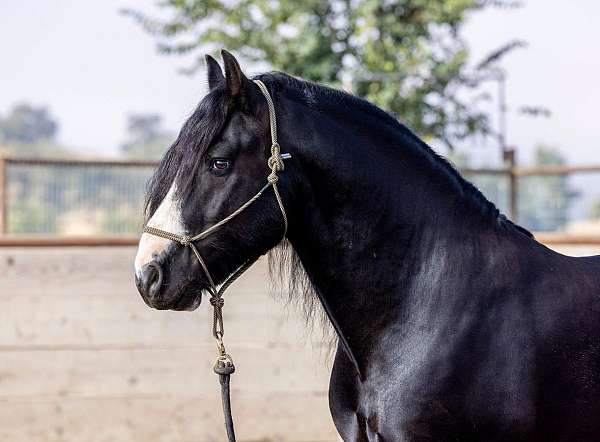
[[134, 183, 185, 276]]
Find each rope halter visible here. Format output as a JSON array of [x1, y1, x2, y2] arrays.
[[142, 78, 290, 339], [141, 79, 289, 442]]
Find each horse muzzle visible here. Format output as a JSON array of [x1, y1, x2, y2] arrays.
[[136, 261, 163, 301], [135, 260, 202, 311]]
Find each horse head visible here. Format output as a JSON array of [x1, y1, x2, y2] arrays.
[[134, 51, 291, 311]]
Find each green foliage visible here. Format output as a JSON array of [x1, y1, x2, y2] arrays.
[[123, 0, 523, 148], [120, 113, 174, 159]]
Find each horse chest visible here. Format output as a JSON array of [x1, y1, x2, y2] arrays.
[[329, 342, 443, 441], [330, 336, 537, 441]]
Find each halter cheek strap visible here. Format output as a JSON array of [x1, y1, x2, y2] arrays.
[[142, 79, 289, 442]]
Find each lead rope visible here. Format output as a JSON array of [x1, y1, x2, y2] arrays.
[[142, 79, 288, 442]]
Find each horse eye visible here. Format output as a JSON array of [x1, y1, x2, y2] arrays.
[[212, 159, 231, 171]]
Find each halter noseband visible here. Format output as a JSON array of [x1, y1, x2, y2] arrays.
[[142, 79, 290, 442]]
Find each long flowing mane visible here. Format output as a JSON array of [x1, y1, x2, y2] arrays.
[[257, 72, 532, 239]]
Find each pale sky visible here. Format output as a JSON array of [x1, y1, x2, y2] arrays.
[[1, 0, 599, 166]]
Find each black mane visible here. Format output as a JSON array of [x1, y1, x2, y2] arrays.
[[256, 72, 533, 238], [146, 70, 532, 238]]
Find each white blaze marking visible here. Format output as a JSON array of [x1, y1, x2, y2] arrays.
[[134, 183, 186, 275]]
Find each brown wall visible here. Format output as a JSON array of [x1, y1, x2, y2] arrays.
[[0, 247, 339, 442], [2, 244, 599, 441]]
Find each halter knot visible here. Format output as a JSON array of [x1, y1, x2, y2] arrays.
[[179, 236, 191, 247], [268, 153, 285, 173], [210, 296, 225, 308], [267, 150, 285, 184]]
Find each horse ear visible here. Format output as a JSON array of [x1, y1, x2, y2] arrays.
[[205, 54, 224, 90], [221, 49, 249, 97]]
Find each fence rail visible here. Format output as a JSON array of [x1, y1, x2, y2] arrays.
[[462, 165, 600, 176], [462, 164, 600, 222], [0, 234, 140, 247], [1, 156, 600, 245], [1, 156, 158, 168], [1, 233, 600, 247]]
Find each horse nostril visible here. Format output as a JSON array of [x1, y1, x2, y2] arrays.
[[138, 261, 163, 300]]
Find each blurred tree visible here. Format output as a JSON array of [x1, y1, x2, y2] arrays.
[[0, 104, 58, 144], [518, 146, 579, 231], [123, 0, 523, 148], [0, 103, 70, 157], [120, 113, 174, 159]]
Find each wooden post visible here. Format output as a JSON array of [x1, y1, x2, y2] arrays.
[[503, 149, 518, 223], [509, 168, 518, 223], [0, 157, 6, 234]]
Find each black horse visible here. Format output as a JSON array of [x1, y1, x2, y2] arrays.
[[135, 51, 600, 441]]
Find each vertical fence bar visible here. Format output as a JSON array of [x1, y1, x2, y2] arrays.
[[509, 169, 518, 223], [503, 149, 518, 223], [0, 157, 6, 234]]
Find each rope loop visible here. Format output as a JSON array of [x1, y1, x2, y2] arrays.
[[267, 149, 284, 184], [271, 141, 281, 156]]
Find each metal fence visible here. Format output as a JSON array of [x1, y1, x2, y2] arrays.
[[0, 157, 155, 238], [463, 164, 600, 233], [1, 156, 600, 245]]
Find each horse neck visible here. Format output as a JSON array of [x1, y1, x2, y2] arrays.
[[277, 93, 519, 376]]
